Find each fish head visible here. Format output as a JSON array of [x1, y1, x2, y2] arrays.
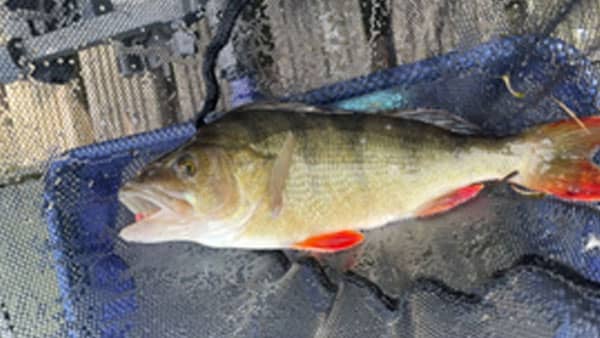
[[118, 142, 255, 246]]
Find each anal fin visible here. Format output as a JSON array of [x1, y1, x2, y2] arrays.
[[417, 183, 485, 218], [294, 230, 364, 253]]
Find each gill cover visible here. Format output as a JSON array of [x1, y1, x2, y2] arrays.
[[118, 145, 254, 246]]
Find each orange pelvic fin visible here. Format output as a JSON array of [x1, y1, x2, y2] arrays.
[[417, 183, 485, 218], [521, 116, 600, 201], [294, 230, 364, 253]]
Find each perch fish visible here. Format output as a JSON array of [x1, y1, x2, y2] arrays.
[[118, 102, 600, 252]]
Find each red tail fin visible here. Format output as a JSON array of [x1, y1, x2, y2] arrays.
[[521, 116, 600, 201]]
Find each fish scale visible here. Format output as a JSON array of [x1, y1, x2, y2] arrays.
[[228, 109, 520, 245]]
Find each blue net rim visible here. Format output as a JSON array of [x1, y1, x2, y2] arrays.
[[41, 34, 600, 336]]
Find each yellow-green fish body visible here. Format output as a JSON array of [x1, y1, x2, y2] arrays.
[[118, 102, 600, 251]]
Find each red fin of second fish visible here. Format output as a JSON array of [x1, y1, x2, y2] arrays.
[[416, 183, 485, 218], [294, 230, 364, 252]]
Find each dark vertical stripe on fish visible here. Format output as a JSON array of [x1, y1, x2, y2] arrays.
[[346, 114, 370, 219]]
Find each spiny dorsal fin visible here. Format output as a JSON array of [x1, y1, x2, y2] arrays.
[[230, 101, 333, 115], [383, 108, 482, 135], [268, 131, 296, 217], [228, 101, 481, 135]]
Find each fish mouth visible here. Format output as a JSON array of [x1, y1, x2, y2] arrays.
[[119, 191, 161, 220], [117, 182, 193, 243]]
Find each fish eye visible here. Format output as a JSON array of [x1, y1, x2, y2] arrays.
[[175, 154, 196, 177]]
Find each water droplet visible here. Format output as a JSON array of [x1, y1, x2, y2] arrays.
[[584, 233, 600, 252]]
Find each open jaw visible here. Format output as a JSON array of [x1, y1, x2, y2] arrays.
[[117, 186, 194, 243], [119, 192, 163, 222]]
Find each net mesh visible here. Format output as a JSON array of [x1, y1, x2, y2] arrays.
[[1, 0, 600, 337]]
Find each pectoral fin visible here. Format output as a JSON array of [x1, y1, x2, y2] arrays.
[[294, 230, 364, 252], [416, 183, 485, 218], [268, 132, 296, 217]]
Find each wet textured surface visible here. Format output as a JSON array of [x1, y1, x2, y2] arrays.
[[42, 37, 600, 333], [110, 211, 600, 337], [0, 180, 64, 337], [356, 184, 600, 296], [1, 0, 600, 337]]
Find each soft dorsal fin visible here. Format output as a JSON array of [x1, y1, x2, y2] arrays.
[[383, 108, 482, 135], [230, 101, 334, 115], [268, 131, 296, 217]]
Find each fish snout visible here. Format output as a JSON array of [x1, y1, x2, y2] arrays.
[[137, 166, 158, 180], [119, 181, 135, 193], [118, 181, 142, 203], [118, 220, 170, 244]]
